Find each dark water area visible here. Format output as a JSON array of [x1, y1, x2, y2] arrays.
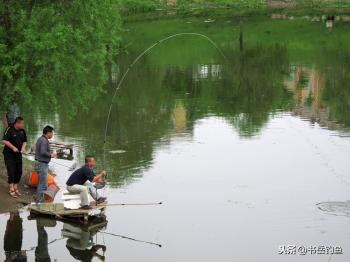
[[1, 15, 350, 261]]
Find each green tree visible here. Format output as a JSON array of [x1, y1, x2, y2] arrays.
[[0, 0, 121, 114]]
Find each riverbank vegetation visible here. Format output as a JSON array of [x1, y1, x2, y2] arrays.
[[1, 0, 349, 114], [119, 0, 350, 19], [0, 1, 121, 114], [1, 0, 350, 186]]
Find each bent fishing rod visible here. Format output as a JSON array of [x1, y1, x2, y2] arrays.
[[103, 32, 227, 145]]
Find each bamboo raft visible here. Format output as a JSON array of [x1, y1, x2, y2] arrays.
[[28, 202, 107, 224]]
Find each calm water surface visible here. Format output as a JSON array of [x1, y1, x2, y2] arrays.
[[1, 16, 350, 261]]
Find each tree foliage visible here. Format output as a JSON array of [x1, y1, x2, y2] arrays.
[[0, 0, 121, 113]]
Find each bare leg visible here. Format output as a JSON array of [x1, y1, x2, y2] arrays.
[[14, 184, 21, 196], [9, 183, 17, 198]]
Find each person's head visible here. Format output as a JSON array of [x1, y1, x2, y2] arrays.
[[85, 155, 96, 168], [43, 125, 54, 139], [13, 117, 25, 129]]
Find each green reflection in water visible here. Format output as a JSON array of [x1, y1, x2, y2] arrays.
[[5, 16, 350, 187]]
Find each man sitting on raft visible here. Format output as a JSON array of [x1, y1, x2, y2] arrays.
[[66, 156, 107, 209]]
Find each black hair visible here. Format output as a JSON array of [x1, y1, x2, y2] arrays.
[[43, 125, 54, 135], [85, 155, 95, 164], [14, 116, 24, 123]]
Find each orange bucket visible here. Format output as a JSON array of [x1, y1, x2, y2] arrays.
[[29, 171, 39, 186], [44, 185, 60, 202], [29, 171, 55, 187]]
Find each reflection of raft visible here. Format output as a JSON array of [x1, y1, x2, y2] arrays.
[[28, 202, 107, 224]]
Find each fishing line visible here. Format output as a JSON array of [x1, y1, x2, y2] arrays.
[[103, 32, 227, 145], [102, 33, 227, 185], [100, 202, 162, 207], [98, 230, 162, 248], [25, 237, 65, 252]]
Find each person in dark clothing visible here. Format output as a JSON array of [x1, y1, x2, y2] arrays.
[[63, 220, 106, 262], [3, 211, 27, 261], [66, 156, 107, 209], [66, 243, 106, 262], [2, 117, 27, 198], [35, 218, 53, 262], [35, 125, 57, 203]]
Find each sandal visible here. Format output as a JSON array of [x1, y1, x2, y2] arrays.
[[9, 190, 18, 198], [15, 190, 22, 196]]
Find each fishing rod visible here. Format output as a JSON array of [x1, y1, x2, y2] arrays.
[[103, 32, 227, 145], [98, 231, 162, 248], [23, 152, 77, 170], [50, 160, 76, 170], [100, 202, 162, 207]]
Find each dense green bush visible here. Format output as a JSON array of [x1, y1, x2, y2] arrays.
[[0, 1, 121, 113]]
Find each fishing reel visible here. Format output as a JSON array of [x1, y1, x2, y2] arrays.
[[93, 182, 106, 190]]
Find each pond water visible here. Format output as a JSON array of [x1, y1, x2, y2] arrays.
[[1, 15, 350, 261]]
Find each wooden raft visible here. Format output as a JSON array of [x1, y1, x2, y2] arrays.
[[49, 141, 74, 160], [28, 202, 107, 224]]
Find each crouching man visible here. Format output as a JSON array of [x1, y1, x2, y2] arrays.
[[66, 156, 107, 209]]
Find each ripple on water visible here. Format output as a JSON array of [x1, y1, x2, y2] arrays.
[[317, 201, 350, 217]]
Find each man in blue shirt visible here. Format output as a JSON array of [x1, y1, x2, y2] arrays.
[[66, 156, 107, 209]]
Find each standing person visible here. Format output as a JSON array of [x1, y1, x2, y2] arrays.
[[2, 117, 27, 198], [2, 99, 21, 129], [66, 156, 107, 209], [35, 125, 56, 203]]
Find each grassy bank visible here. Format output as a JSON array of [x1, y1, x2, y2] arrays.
[[120, 0, 350, 21], [0, 155, 36, 213]]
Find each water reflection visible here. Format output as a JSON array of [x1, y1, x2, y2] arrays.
[[8, 17, 350, 188], [29, 217, 107, 262], [3, 212, 26, 261], [0, 16, 350, 262], [35, 218, 54, 262], [63, 219, 107, 261], [317, 201, 350, 217], [287, 50, 350, 133]]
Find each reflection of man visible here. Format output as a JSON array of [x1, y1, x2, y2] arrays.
[[3, 211, 27, 261], [66, 156, 107, 209], [35, 218, 53, 262], [63, 222, 106, 261]]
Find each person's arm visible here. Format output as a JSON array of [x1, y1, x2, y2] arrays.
[[21, 130, 27, 154], [51, 150, 57, 158], [39, 139, 51, 158], [2, 128, 18, 152], [92, 170, 106, 183], [21, 142, 27, 154], [2, 140, 18, 152]]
